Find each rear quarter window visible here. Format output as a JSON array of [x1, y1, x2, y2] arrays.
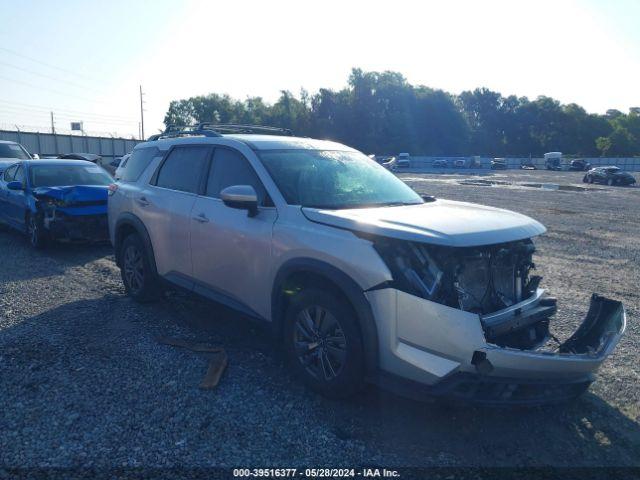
[[120, 147, 160, 182]]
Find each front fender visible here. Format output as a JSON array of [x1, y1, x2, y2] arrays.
[[271, 257, 379, 379], [113, 213, 157, 276]]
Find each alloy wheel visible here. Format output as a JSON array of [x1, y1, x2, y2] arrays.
[[293, 305, 347, 381], [28, 217, 38, 246], [123, 245, 145, 294]]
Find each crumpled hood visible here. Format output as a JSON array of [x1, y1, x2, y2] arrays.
[[32, 185, 108, 204], [302, 199, 546, 247]]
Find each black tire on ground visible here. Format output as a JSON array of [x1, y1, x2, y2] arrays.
[[119, 233, 162, 302], [607, 178, 614, 186], [27, 213, 48, 249], [588, 175, 594, 184], [283, 288, 365, 399], [582, 175, 588, 183]]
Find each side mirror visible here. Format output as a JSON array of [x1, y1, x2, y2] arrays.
[[7, 181, 24, 191], [31, 154, 40, 160], [220, 185, 258, 217]]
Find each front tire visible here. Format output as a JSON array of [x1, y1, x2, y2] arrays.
[[283, 288, 365, 399], [607, 178, 614, 186], [120, 233, 161, 302], [27, 214, 47, 249]]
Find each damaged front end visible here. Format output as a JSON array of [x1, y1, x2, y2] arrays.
[[368, 236, 626, 405], [33, 186, 109, 242]]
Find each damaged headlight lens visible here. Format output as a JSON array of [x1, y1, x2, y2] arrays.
[[372, 238, 444, 301]]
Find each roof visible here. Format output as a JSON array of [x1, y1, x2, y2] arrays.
[[0, 140, 20, 145], [6, 159, 97, 167], [144, 134, 356, 152], [59, 153, 102, 160], [226, 134, 356, 151]]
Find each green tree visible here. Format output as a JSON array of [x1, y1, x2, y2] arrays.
[[162, 68, 639, 158]]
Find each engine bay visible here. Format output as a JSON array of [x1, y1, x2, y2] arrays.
[[372, 237, 553, 349]]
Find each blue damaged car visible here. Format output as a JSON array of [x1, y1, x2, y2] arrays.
[[0, 159, 113, 248]]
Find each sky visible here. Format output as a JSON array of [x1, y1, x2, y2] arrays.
[[0, 0, 638, 139]]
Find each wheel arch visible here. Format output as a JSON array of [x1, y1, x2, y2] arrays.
[[271, 257, 379, 379], [114, 213, 158, 276]]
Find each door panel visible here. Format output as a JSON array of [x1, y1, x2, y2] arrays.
[[190, 196, 277, 319], [135, 186, 197, 280], [8, 165, 27, 229], [0, 164, 17, 225], [190, 146, 277, 319], [135, 145, 211, 283]]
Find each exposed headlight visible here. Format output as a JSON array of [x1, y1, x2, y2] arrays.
[[371, 236, 539, 315], [41, 198, 66, 208]]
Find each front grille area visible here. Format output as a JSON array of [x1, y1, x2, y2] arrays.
[[49, 214, 109, 241]]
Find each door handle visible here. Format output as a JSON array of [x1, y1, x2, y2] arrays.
[[136, 196, 150, 207], [194, 213, 209, 223]]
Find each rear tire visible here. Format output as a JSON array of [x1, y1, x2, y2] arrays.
[[27, 213, 48, 249], [283, 288, 365, 399], [119, 233, 162, 302]]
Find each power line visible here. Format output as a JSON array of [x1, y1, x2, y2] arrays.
[[0, 99, 137, 121], [0, 46, 107, 84], [0, 108, 137, 127], [0, 60, 103, 94], [0, 103, 137, 125], [0, 74, 110, 104]]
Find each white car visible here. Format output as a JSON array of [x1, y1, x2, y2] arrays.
[[108, 124, 626, 405], [114, 153, 131, 180], [396, 152, 410, 168]]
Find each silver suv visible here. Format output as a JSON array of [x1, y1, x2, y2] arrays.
[[108, 124, 626, 405]]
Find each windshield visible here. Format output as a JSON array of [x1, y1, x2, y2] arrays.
[[0, 143, 30, 160], [258, 149, 423, 209], [29, 164, 113, 188]]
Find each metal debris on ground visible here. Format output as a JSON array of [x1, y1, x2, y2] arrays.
[[199, 350, 228, 390], [155, 336, 224, 353], [156, 336, 227, 389]]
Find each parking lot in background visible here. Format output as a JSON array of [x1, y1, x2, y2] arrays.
[[0, 169, 638, 468]]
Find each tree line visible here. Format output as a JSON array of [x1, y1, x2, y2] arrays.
[[164, 68, 640, 157]]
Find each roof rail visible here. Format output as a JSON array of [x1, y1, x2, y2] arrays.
[[146, 123, 292, 142], [197, 123, 293, 136], [147, 125, 222, 141]]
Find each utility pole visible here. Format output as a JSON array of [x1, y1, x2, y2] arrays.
[[50, 111, 55, 134], [139, 85, 145, 140]]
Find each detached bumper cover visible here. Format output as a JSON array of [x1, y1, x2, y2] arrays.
[[366, 289, 626, 405]]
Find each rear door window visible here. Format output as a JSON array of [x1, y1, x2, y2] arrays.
[[155, 145, 211, 194], [120, 147, 160, 182]]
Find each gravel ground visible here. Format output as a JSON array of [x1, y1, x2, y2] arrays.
[[0, 169, 639, 470]]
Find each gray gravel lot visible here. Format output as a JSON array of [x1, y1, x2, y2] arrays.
[[0, 169, 639, 469]]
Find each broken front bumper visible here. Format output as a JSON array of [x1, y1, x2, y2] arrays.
[[43, 211, 109, 242], [366, 289, 626, 405]]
